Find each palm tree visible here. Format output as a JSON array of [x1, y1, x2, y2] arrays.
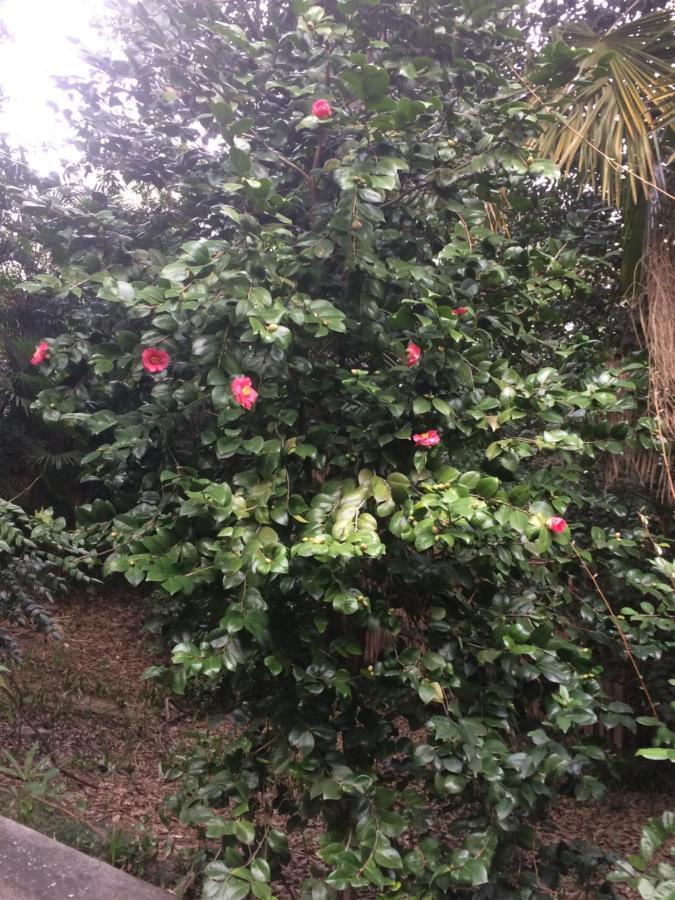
[[534, 10, 675, 208], [527, 6, 675, 472]]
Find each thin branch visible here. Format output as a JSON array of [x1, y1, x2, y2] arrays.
[[309, 133, 325, 217], [59, 766, 99, 790], [571, 544, 660, 720], [8, 474, 43, 505], [260, 142, 312, 185]]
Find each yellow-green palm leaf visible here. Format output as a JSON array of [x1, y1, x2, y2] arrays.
[[536, 10, 675, 207]]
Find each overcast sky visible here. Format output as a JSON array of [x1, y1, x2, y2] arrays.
[[0, 0, 109, 173]]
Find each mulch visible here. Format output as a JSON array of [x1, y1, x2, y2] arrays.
[[1, 590, 189, 834], [0, 589, 672, 898]]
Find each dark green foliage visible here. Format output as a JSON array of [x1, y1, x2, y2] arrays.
[[15, 0, 675, 896], [0, 501, 94, 663], [0, 134, 89, 506], [0, 330, 88, 506]]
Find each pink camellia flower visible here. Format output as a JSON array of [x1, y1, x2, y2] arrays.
[[231, 375, 258, 410], [547, 516, 567, 534], [312, 98, 332, 120], [453, 307, 469, 316], [406, 341, 422, 368], [412, 430, 441, 448], [141, 347, 170, 373], [30, 341, 50, 365]]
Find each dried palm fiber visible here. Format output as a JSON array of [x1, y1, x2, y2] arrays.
[[604, 419, 674, 507], [603, 168, 675, 507], [612, 443, 675, 507], [638, 172, 675, 439], [484, 189, 511, 237], [603, 348, 675, 508], [363, 608, 419, 664]]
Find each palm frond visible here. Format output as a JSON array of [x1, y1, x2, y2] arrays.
[[24, 447, 82, 472], [535, 11, 675, 207]]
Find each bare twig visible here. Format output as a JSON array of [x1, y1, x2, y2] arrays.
[[8, 474, 43, 505], [309, 132, 325, 217], [571, 544, 660, 720], [58, 766, 99, 790], [259, 142, 312, 185]]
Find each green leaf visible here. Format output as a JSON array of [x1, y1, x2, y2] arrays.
[[419, 681, 444, 704], [432, 397, 452, 416], [458, 858, 489, 886], [435, 773, 467, 795], [124, 566, 146, 587], [373, 846, 403, 869], [527, 159, 560, 179], [160, 261, 189, 283], [88, 410, 118, 434], [203, 873, 250, 900], [476, 476, 499, 498], [230, 147, 251, 175], [636, 748, 675, 761], [289, 728, 315, 756], [264, 655, 283, 675], [233, 819, 256, 845], [249, 859, 271, 883], [332, 593, 360, 615], [312, 238, 335, 258]]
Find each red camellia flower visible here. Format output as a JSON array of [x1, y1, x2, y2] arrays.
[[406, 341, 422, 367], [452, 306, 469, 316], [141, 347, 170, 373], [412, 430, 440, 448], [231, 375, 258, 410], [30, 341, 50, 365], [547, 516, 567, 534], [312, 98, 332, 120]]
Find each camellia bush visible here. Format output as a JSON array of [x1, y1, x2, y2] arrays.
[[23, 0, 675, 896]]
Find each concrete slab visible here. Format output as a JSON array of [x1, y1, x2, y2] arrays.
[[0, 815, 172, 899]]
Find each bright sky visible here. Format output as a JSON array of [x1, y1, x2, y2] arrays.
[[0, 0, 110, 173]]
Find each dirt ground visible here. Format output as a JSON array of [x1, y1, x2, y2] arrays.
[[0, 589, 672, 898]]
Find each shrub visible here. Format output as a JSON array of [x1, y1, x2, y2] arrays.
[[0, 501, 94, 664], [0, 140, 87, 506], [28, 0, 674, 895]]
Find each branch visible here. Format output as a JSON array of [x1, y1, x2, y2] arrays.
[[259, 141, 312, 185], [571, 544, 660, 720]]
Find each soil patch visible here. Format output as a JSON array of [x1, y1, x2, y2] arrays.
[[0, 588, 203, 891]]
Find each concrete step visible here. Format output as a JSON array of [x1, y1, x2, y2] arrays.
[[0, 816, 172, 899]]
